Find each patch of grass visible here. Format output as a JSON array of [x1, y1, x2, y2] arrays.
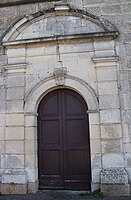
[[91, 189, 104, 199]]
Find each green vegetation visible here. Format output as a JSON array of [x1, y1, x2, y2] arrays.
[[91, 189, 105, 199]]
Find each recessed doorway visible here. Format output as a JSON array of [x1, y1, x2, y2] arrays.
[[38, 89, 91, 190]]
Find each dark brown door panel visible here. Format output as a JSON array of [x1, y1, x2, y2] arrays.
[[38, 89, 91, 190]]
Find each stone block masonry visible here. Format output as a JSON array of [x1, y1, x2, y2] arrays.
[[0, 0, 130, 196]]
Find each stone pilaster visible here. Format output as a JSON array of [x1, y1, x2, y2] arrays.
[[25, 113, 38, 193], [93, 56, 130, 196], [1, 63, 27, 194], [0, 69, 6, 190]]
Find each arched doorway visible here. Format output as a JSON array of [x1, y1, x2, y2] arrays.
[[38, 88, 91, 190]]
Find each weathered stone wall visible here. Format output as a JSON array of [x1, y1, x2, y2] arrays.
[[0, 0, 131, 196], [0, 0, 130, 64]]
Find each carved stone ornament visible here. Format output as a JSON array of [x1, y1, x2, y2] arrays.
[[52, 21, 65, 36], [53, 67, 67, 86], [2, 5, 119, 45]]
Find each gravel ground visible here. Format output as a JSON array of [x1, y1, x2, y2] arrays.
[[0, 191, 131, 200]]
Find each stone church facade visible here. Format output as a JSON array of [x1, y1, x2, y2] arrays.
[[0, 0, 131, 196]]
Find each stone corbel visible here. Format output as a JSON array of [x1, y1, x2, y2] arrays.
[[53, 67, 67, 86]]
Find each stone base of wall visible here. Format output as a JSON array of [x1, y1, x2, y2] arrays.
[[91, 183, 100, 192], [1, 183, 27, 194], [27, 181, 38, 194], [100, 168, 131, 196], [101, 184, 131, 196], [1, 169, 27, 194], [0, 182, 131, 195], [1, 181, 38, 194]]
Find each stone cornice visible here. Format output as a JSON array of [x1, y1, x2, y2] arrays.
[[3, 32, 119, 47], [4, 63, 27, 75], [92, 56, 119, 63], [92, 56, 119, 67], [0, 0, 58, 7]]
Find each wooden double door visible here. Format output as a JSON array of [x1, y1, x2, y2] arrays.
[[38, 89, 91, 190]]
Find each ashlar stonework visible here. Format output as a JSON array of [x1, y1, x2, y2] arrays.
[[0, 0, 131, 196]]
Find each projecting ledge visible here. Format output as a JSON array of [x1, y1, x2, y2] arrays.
[[92, 56, 119, 63]]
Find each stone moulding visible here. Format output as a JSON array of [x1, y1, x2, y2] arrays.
[[0, 0, 60, 7], [24, 75, 99, 114], [0, 0, 57, 7], [92, 56, 119, 68], [2, 4, 119, 46], [2, 32, 119, 47], [4, 63, 27, 75], [92, 56, 119, 63]]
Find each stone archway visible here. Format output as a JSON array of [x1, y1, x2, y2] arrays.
[[24, 76, 99, 192], [1, 3, 129, 196]]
